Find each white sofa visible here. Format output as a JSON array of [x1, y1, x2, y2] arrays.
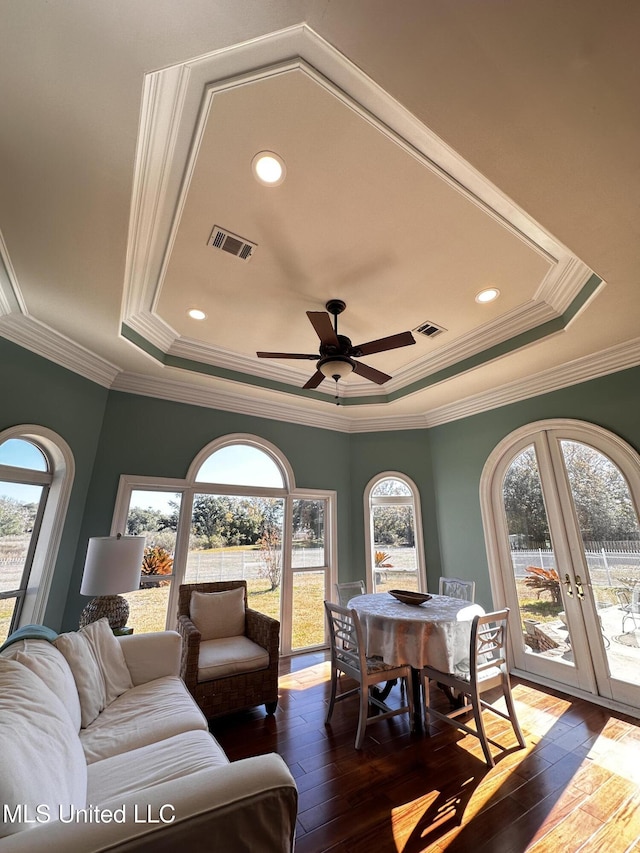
[[0, 622, 297, 852]]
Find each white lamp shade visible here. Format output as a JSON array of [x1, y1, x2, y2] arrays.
[[80, 535, 145, 597]]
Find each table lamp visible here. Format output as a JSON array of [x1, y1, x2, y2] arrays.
[[79, 533, 145, 630]]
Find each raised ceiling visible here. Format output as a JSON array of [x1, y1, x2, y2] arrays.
[[1, 2, 638, 432]]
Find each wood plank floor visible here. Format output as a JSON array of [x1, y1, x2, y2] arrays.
[[210, 652, 640, 853]]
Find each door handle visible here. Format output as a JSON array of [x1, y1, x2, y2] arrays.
[[564, 573, 573, 597], [575, 574, 585, 599]]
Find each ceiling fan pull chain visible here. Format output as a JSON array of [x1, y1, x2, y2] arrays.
[[334, 377, 340, 405]]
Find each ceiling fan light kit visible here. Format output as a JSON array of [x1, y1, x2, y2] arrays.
[[257, 299, 416, 393]]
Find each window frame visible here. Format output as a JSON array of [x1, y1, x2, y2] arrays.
[[363, 471, 427, 593], [111, 434, 337, 649], [0, 425, 74, 631]]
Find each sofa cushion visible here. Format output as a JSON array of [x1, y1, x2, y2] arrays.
[[0, 659, 87, 838], [87, 729, 229, 805], [190, 587, 245, 640], [197, 635, 270, 682], [1, 638, 82, 731], [55, 618, 133, 727], [80, 675, 208, 764]]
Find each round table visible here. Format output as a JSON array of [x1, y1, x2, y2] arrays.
[[348, 592, 484, 673]]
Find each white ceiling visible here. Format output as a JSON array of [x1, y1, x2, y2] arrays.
[[1, 1, 638, 432]]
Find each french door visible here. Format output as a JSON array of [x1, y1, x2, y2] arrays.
[[482, 420, 640, 711]]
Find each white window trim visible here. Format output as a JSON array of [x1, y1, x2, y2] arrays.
[[111, 435, 337, 646], [0, 425, 75, 627], [363, 471, 427, 593]]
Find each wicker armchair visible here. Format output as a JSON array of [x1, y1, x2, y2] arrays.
[[177, 580, 280, 719]]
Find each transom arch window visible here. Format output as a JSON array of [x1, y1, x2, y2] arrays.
[[113, 434, 335, 655], [364, 472, 427, 594], [188, 434, 293, 491], [0, 426, 74, 642]]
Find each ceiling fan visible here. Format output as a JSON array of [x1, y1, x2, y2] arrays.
[[257, 299, 416, 389]]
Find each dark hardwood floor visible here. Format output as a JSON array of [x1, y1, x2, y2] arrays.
[[210, 651, 640, 852]]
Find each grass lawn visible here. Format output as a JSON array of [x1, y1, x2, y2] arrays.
[[124, 571, 326, 649]]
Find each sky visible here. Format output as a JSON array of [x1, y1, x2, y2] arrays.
[[1, 440, 283, 508]]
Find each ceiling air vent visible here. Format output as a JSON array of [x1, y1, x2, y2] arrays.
[[415, 320, 446, 339], [207, 226, 257, 261]]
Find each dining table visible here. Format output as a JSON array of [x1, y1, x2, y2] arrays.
[[348, 591, 485, 722]]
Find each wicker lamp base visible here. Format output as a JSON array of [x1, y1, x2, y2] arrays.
[[79, 595, 130, 630]]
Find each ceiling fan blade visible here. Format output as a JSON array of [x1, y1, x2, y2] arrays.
[[353, 331, 416, 356], [353, 361, 392, 385], [307, 311, 340, 348], [303, 370, 325, 389], [256, 352, 318, 360]]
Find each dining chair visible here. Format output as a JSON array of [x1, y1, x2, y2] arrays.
[[439, 576, 476, 602], [324, 601, 415, 749], [335, 580, 366, 607], [422, 608, 526, 767]]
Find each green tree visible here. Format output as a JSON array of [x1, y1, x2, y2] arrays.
[[0, 497, 37, 537]]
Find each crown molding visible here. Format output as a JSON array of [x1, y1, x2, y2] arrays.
[[110, 336, 640, 434], [420, 337, 640, 428], [0, 229, 27, 315], [0, 315, 121, 388], [111, 371, 352, 432]]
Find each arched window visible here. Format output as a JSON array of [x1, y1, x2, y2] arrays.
[[364, 472, 426, 593], [0, 426, 74, 642], [113, 434, 336, 655]]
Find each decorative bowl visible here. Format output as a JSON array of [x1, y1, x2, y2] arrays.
[[388, 589, 432, 606]]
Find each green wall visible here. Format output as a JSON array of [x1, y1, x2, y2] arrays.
[[61, 390, 353, 629], [3, 335, 640, 633], [0, 338, 108, 629], [429, 365, 640, 609]]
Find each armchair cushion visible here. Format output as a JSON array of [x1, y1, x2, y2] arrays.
[[198, 636, 270, 682], [190, 587, 245, 640]]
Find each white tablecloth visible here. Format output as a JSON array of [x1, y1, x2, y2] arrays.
[[349, 593, 484, 673]]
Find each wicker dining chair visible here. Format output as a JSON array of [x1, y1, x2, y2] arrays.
[[177, 580, 280, 720]]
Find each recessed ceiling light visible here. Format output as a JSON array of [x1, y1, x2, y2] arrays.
[[252, 151, 286, 186], [475, 287, 500, 304], [188, 309, 206, 320]]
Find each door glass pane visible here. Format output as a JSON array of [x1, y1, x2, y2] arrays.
[[503, 445, 575, 665], [122, 490, 180, 633], [371, 504, 419, 592], [185, 494, 284, 621], [560, 440, 640, 684], [292, 500, 325, 568], [291, 570, 325, 650]]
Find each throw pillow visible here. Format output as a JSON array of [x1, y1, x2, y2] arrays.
[[0, 659, 87, 837], [190, 587, 246, 640], [54, 618, 133, 728], [54, 629, 105, 727]]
